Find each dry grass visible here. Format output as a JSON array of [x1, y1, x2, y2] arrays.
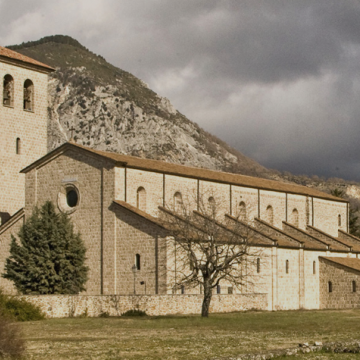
[[18, 309, 360, 360]]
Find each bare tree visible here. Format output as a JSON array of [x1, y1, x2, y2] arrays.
[[159, 192, 263, 317]]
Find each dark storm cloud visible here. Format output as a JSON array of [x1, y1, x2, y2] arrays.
[[1, 0, 360, 179]]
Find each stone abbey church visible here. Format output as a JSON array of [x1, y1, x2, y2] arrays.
[[2, 46, 360, 312]]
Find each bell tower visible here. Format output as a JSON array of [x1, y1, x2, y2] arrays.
[[0, 47, 54, 223]]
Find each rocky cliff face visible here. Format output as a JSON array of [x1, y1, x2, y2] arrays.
[[8, 35, 269, 177], [7, 36, 360, 217]]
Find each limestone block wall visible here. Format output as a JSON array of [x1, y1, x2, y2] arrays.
[[287, 194, 309, 230], [276, 248, 300, 310], [17, 293, 268, 318], [259, 190, 286, 228], [0, 61, 48, 217], [319, 258, 360, 309], [198, 180, 230, 217], [303, 250, 324, 309], [25, 149, 116, 295], [0, 210, 24, 294], [125, 169, 163, 216], [164, 174, 197, 213], [313, 198, 347, 237], [231, 186, 258, 223], [113, 205, 167, 295]]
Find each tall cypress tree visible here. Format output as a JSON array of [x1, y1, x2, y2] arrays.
[[2, 201, 89, 294]]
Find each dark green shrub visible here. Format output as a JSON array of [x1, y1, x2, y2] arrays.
[[2, 201, 89, 295], [122, 309, 147, 317], [99, 311, 110, 318], [0, 315, 26, 358], [0, 290, 44, 322]]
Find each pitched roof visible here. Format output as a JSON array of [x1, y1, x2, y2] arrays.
[[112, 200, 167, 229], [0, 208, 24, 236], [23, 142, 345, 203], [0, 46, 54, 72], [320, 257, 360, 273]]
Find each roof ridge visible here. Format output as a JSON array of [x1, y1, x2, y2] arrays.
[[0, 46, 54, 71]]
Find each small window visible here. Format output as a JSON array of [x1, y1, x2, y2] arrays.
[[216, 285, 221, 294], [291, 208, 299, 227], [16, 138, 21, 155], [174, 192, 183, 212], [181, 285, 185, 294], [338, 214, 342, 227], [352, 280, 356, 293], [208, 196, 216, 214], [239, 201, 246, 221], [24, 79, 34, 111], [3, 74, 14, 107], [286, 260, 289, 274], [328, 281, 333, 293], [313, 261, 316, 275], [135, 254, 141, 271], [257, 258, 261, 273], [266, 205, 274, 225], [137, 187, 146, 211], [228, 287, 233, 294], [66, 188, 78, 208]]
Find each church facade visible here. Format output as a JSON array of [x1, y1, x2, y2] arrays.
[[1, 47, 360, 311]]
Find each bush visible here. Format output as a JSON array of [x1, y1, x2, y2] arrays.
[[0, 290, 44, 322], [122, 309, 147, 317], [99, 311, 110, 318], [0, 315, 25, 358]]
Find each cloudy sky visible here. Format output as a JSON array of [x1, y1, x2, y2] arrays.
[[1, 1, 360, 180]]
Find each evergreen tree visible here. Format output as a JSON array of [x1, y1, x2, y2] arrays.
[[2, 201, 89, 294], [331, 188, 360, 237]]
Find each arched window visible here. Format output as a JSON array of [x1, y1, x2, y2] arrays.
[[3, 74, 14, 107], [257, 258, 261, 273], [352, 280, 356, 293], [291, 208, 299, 227], [181, 285, 185, 294], [286, 260, 289, 274], [136, 187, 146, 211], [208, 196, 216, 215], [266, 205, 274, 225], [328, 281, 333, 293], [338, 214, 342, 227], [16, 138, 21, 155], [135, 254, 141, 271], [216, 285, 221, 294], [239, 201, 246, 221], [313, 261, 316, 275], [23, 79, 34, 111], [174, 192, 183, 212]]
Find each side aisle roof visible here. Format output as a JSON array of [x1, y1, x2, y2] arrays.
[[0, 46, 55, 72], [21, 142, 347, 203]]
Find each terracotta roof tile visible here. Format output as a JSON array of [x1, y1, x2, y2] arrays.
[[320, 257, 360, 273], [0, 46, 54, 71], [68, 143, 346, 203]]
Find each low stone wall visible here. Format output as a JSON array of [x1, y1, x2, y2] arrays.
[[17, 293, 268, 318]]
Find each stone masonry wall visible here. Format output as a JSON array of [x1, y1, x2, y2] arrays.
[[313, 198, 347, 237], [17, 293, 268, 318], [0, 60, 49, 217], [319, 258, 360, 309], [0, 211, 24, 294], [25, 149, 115, 295]]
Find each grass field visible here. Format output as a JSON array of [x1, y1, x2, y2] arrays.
[[19, 309, 360, 359]]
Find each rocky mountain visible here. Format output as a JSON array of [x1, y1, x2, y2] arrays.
[[8, 35, 269, 177], [7, 35, 360, 225]]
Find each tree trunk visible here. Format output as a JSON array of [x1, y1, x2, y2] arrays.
[[201, 284, 212, 317]]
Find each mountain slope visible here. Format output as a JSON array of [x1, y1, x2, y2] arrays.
[[8, 35, 270, 177]]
